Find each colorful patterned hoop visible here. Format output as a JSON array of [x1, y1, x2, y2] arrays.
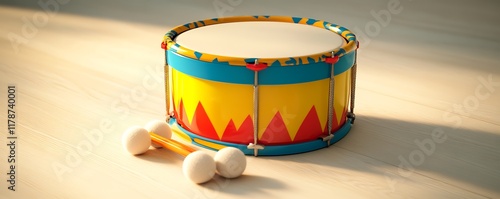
[[162, 15, 357, 67]]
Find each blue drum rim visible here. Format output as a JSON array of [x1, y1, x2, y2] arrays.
[[168, 50, 355, 85]]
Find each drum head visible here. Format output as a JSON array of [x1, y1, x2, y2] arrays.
[[175, 21, 345, 59]]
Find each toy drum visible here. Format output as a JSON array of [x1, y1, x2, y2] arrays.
[[161, 16, 358, 156]]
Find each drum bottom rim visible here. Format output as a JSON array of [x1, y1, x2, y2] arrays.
[[168, 117, 353, 156]]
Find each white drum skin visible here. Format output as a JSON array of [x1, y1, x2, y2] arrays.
[[175, 21, 344, 58]]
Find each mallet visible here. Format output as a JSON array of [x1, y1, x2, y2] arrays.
[[122, 120, 246, 183], [145, 120, 246, 179], [122, 122, 215, 184]]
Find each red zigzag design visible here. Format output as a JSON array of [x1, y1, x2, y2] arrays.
[[221, 115, 254, 144], [176, 99, 347, 144]]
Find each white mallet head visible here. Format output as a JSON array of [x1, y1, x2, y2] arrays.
[[122, 126, 151, 155], [145, 120, 172, 148], [214, 147, 246, 178], [182, 151, 215, 184]]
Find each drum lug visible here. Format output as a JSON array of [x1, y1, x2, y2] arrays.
[[247, 143, 265, 156], [322, 134, 335, 146], [245, 60, 268, 72], [347, 112, 356, 124], [166, 113, 174, 123], [325, 55, 339, 64]]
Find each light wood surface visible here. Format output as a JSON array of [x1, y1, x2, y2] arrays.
[[1, 0, 499, 198]]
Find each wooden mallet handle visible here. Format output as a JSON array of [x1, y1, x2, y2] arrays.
[[150, 132, 196, 157]]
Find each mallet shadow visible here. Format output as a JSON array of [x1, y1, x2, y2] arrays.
[[201, 174, 287, 195], [135, 147, 185, 165], [136, 148, 288, 195]]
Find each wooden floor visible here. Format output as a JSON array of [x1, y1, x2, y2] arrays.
[[1, 0, 499, 198]]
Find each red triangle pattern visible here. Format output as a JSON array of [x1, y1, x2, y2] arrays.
[[338, 108, 347, 131], [221, 115, 254, 144], [294, 106, 325, 142], [175, 99, 219, 140], [174, 99, 182, 123], [323, 107, 347, 134], [190, 102, 219, 140], [175, 99, 193, 132], [174, 98, 350, 144], [260, 112, 291, 145]]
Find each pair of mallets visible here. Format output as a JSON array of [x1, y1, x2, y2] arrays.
[[122, 120, 246, 184]]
